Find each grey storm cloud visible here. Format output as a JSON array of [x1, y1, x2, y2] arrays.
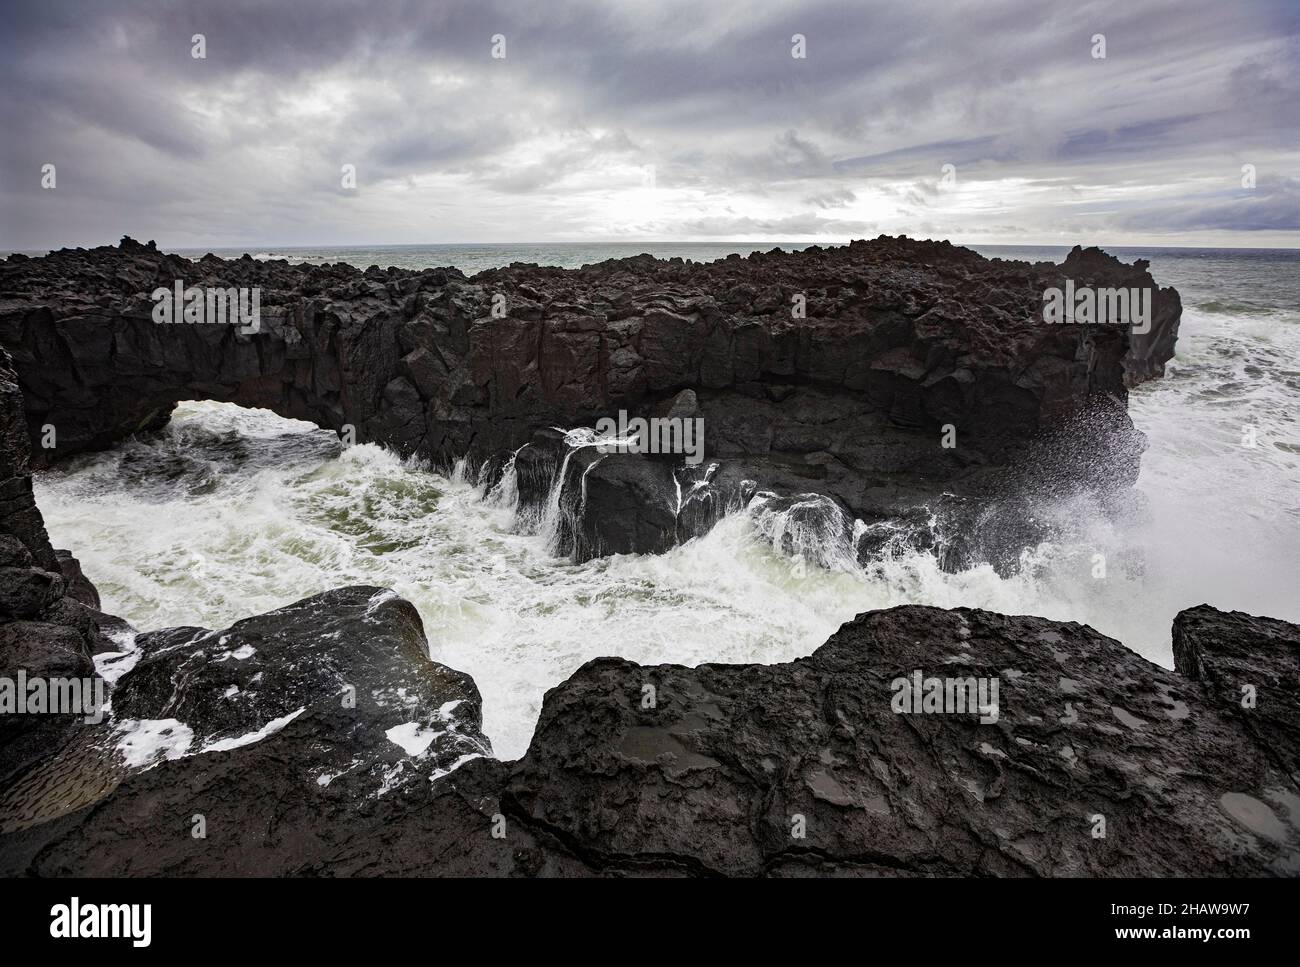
[[0, 0, 1296, 249]]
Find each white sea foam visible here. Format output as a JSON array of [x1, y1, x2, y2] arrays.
[[385, 722, 442, 757], [114, 718, 194, 768], [202, 707, 305, 753]]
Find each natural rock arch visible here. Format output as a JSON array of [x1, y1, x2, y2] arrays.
[[0, 236, 1180, 564]]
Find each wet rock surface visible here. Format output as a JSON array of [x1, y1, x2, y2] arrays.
[[53, 550, 99, 610], [1173, 605, 1300, 784], [1, 236, 1179, 564], [3, 601, 1297, 877], [499, 604, 1299, 876], [113, 586, 489, 767], [0, 586, 491, 846], [0, 349, 108, 781]]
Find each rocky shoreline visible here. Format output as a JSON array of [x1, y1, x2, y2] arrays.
[[1, 240, 1297, 877], [2, 587, 1297, 877]]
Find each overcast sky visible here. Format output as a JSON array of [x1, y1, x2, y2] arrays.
[[2, 0, 1297, 250]]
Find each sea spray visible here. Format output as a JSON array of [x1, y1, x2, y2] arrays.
[[747, 491, 860, 572]]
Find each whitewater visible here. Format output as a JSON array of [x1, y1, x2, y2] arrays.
[[32, 245, 1300, 760]]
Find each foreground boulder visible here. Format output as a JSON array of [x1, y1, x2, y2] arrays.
[[501, 605, 1299, 876], [4, 602, 1296, 877], [0, 586, 491, 847], [1, 237, 1179, 565]]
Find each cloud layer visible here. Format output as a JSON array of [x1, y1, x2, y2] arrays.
[[2, 0, 1297, 249]]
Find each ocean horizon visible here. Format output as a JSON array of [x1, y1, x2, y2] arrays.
[[9, 239, 1300, 285]]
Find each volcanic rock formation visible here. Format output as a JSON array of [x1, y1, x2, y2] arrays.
[[0, 348, 112, 786], [0, 585, 491, 843], [2, 595, 1296, 877], [0, 236, 1180, 565]]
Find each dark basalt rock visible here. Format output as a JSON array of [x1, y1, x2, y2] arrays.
[[4, 600, 1297, 877], [0, 585, 491, 843], [1061, 246, 1179, 386], [0, 349, 109, 778], [0, 353, 61, 578], [573, 452, 680, 559], [0, 236, 1180, 565], [509, 427, 682, 560], [114, 586, 488, 763], [496, 605, 1300, 876], [1173, 605, 1300, 783], [674, 461, 755, 545], [53, 550, 99, 610]]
